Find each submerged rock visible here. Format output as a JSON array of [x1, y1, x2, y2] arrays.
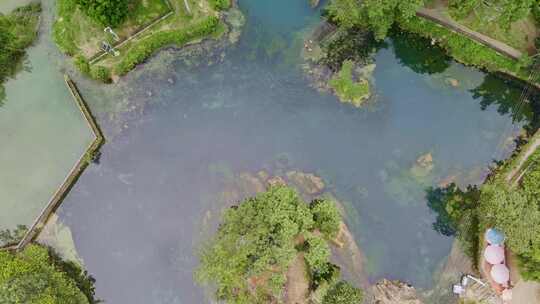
[[410, 153, 434, 178], [286, 171, 325, 195]]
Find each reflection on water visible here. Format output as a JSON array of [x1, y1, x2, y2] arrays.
[[52, 0, 530, 303]]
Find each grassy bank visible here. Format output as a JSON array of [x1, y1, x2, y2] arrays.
[[397, 15, 539, 85], [0, 3, 41, 102], [54, 0, 226, 82]]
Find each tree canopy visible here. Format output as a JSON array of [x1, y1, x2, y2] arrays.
[[428, 149, 540, 280], [76, 0, 129, 28], [0, 244, 96, 304], [0, 3, 41, 104], [326, 0, 425, 40], [196, 186, 362, 303]]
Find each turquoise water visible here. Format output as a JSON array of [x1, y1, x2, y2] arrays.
[[0, 0, 95, 246], [46, 0, 532, 303]]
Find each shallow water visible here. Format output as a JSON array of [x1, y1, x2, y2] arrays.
[[0, 0, 94, 245], [43, 0, 530, 303]]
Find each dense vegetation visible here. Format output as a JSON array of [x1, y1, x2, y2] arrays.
[[75, 0, 129, 28], [448, 0, 536, 29], [0, 3, 41, 103], [323, 0, 540, 85], [0, 244, 97, 303], [196, 186, 362, 303], [116, 16, 219, 75], [428, 149, 540, 281], [326, 0, 425, 40], [329, 60, 370, 107]]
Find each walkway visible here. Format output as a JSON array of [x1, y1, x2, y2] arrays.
[[416, 8, 523, 60], [505, 130, 540, 186]]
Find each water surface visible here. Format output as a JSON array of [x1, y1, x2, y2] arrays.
[[0, 0, 94, 245], [50, 0, 529, 302]]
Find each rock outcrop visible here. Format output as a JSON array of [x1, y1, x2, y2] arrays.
[[369, 279, 423, 304]]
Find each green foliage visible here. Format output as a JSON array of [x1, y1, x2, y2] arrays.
[[196, 186, 314, 302], [320, 27, 381, 72], [310, 199, 341, 239], [325, 0, 364, 29], [209, 0, 231, 11], [53, 0, 80, 56], [476, 155, 540, 280], [397, 16, 525, 75], [75, 0, 129, 28], [197, 186, 358, 302], [0, 225, 27, 247], [116, 16, 219, 75], [304, 235, 331, 276], [323, 281, 363, 304], [498, 0, 536, 29], [74, 55, 90, 75], [361, 0, 425, 40], [0, 244, 96, 304], [0, 3, 41, 97], [90, 65, 111, 83], [326, 0, 424, 40], [448, 0, 479, 19], [329, 60, 370, 106]]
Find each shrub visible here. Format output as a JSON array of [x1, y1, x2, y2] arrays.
[[396, 16, 525, 77], [323, 281, 363, 304], [209, 0, 231, 11], [115, 16, 219, 75], [304, 235, 331, 276], [310, 199, 341, 239], [74, 55, 90, 75], [90, 65, 111, 83], [0, 244, 96, 303]]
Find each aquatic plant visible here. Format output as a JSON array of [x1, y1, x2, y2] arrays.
[[329, 60, 370, 107]]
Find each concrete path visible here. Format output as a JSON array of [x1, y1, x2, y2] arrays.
[[417, 8, 523, 60], [506, 131, 540, 186]]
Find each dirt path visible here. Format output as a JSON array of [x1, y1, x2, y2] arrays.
[[416, 8, 523, 60], [284, 253, 309, 304]]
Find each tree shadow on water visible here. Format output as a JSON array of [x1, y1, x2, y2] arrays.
[[470, 74, 540, 134], [390, 28, 452, 75]]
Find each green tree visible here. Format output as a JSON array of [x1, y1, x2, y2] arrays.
[[361, 0, 425, 40], [76, 0, 129, 28], [498, 0, 536, 29], [323, 281, 363, 304], [196, 186, 314, 302], [325, 0, 364, 29], [0, 3, 41, 104], [0, 244, 96, 304], [310, 199, 341, 239], [448, 0, 480, 19], [304, 234, 331, 276]]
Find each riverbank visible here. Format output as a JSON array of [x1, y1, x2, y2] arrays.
[[53, 0, 233, 82], [397, 14, 540, 89]]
